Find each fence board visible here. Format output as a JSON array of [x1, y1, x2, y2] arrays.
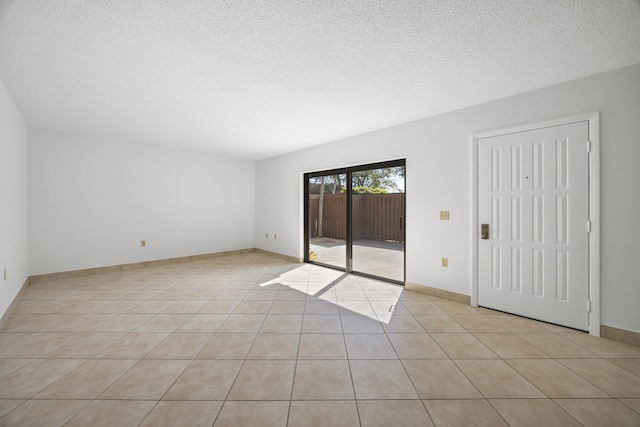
[[309, 193, 404, 242]]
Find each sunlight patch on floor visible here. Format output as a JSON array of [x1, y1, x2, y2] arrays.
[[257, 263, 401, 324]]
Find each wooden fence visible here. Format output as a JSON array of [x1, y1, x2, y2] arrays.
[[309, 193, 405, 242]]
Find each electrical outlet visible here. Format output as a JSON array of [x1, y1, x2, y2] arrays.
[[442, 257, 448, 267], [440, 211, 450, 220], [141, 240, 146, 247]]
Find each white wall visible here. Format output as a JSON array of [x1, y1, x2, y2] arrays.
[[0, 79, 29, 320], [255, 64, 640, 333], [29, 130, 255, 275]]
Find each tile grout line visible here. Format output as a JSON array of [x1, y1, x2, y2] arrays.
[[285, 275, 309, 427], [337, 286, 363, 427]]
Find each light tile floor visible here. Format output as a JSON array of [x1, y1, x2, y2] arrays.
[[0, 252, 639, 426]]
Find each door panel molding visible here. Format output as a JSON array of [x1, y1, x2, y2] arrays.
[[471, 112, 600, 335]]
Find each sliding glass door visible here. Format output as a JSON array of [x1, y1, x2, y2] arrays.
[[351, 165, 405, 282], [307, 173, 347, 270], [304, 160, 405, 284]]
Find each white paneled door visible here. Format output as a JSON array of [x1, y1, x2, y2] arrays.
[[478, 121, 590, 330]]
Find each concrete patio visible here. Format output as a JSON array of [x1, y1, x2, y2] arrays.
[[309, 239, 404, 282]]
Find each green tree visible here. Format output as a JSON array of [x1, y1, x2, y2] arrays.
[[308, 175, 343, 194], [351, 166, 404, 192]]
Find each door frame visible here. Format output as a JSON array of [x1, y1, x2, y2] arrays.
[[303, 159, 406, 285], [470, 112, 600, 336]]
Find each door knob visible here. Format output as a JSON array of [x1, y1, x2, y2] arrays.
[[481, 224, 489, 240]]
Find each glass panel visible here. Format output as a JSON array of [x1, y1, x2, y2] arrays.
[[351, 166, 405, 282], [308, 173, 347, 269]]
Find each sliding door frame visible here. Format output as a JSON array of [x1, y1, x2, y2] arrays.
[[304, 159, 406, 285]]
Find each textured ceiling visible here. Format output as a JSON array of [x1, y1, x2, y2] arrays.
[[1, 1, 639, 160]]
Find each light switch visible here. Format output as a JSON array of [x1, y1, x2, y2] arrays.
[[442, 257, 448, 267]]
